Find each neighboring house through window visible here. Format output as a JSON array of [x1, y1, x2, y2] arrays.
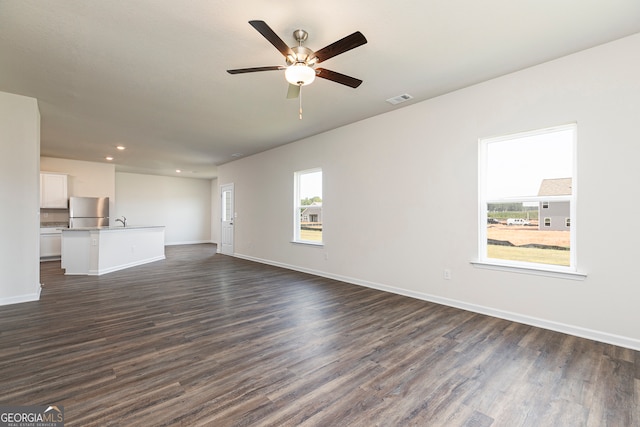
[[537, 178, 572, 231]]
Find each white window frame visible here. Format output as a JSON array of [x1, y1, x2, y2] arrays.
[[475, 124, 584, 279], [293, 168, 323, 246]]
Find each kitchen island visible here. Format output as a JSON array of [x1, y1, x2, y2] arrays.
[[61, 226, 165, 275]]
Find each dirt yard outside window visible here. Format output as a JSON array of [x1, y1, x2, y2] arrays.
[[487, 222, 569, 247], [486, 221, 570, 266]]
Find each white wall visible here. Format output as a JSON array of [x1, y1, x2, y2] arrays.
[[38, 158, 213, 244], [40, 157, 116, 221], [0, 92, 41, 305], [40, 157, 116, 198], [219, 33, 640, 349], [115, 172, 212, 245], [210, 177, 219, 245]]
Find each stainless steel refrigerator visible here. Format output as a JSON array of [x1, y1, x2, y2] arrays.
[[69, 197, 110, 228]]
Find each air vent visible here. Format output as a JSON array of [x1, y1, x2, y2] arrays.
[[387, 93, 413, 105], [385, 93, 413, 105]]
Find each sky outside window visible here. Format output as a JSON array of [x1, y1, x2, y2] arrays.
[[486, 127, 574, 199], [299, 170, 322, 200]]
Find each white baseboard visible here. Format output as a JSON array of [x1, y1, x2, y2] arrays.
[[165, 240, 214, 246], [82, 255, 166, 276], [235, 253, 640, 351], [0, 285, 41, 306]]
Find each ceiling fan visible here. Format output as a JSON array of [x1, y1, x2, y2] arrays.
[[227, 20, 367, 118]]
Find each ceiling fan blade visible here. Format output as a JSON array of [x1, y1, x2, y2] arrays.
[[249, 20, 295, 58], [286, 84, 300, 99], [313, 31, 367, 63], [227, 66, 284, 74], [316, 68, 363, 88]]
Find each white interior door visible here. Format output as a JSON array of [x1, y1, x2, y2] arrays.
[[220, 183, 234, 255]]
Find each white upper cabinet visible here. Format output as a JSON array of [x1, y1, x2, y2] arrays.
[[40, 173, 68, 208]]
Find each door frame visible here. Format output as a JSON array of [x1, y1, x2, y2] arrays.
[[219, 183, 234, 255]]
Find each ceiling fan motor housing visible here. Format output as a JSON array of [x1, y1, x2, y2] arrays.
[[286, 46, 317, 67]]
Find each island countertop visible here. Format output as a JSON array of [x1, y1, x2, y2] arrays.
[[61, 225, 165, 231]]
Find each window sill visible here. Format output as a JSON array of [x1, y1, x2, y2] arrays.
[[470, 260, 587, 281], [291, 240, 324, 247]]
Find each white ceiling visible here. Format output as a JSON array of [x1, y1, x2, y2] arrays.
[[2, 1, 639, 179]]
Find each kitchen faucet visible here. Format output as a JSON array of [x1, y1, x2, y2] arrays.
[[115, 216, 127, 227]]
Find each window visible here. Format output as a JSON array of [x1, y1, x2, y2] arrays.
[[294, 168, 322, 244], [479, 124, 576, 271]]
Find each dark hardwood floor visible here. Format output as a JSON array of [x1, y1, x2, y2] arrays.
[[1, 244, 638, 426]]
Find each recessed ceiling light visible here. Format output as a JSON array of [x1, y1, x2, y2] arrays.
[[176, 169, 182, 173], [116, 145, 126, 150], [105, 156, 114, 161]]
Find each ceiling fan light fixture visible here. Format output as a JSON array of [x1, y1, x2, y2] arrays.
[[285, 64, 315, 86]]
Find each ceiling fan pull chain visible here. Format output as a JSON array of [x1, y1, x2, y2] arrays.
[[299, 84, 303, 120]]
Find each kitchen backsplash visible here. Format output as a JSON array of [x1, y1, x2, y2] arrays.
[[40, 208, 69, 227]]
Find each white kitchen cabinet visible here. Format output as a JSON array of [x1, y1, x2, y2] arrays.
[[40, 228, 62, 259], [40, 173, 68, 208]]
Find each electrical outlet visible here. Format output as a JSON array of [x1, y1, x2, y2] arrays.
[[443, 269, 452, 280]]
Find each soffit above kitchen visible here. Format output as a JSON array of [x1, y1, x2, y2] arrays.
[[1, 1, 639, 179]]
